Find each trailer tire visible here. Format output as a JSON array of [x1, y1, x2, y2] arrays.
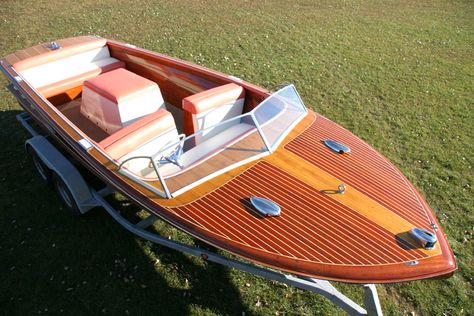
[[28, 146, 52, 184], [52, 173, 81, 215]]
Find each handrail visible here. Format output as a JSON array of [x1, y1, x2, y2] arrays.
[[117, 155, 171, 198]]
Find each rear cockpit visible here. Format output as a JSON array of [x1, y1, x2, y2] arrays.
[[11, 37, 307, 198]]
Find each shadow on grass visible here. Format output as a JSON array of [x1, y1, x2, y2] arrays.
[[0, 109, 249, 315]]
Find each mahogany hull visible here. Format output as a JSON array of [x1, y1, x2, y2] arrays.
[[0, 36, 456, 283]]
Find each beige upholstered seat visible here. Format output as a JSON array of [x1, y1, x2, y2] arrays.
[[80, 68, 165, 134], [12, 38, 124, 98], [182, 83, 245, 143], [99, 108, 178, 161]]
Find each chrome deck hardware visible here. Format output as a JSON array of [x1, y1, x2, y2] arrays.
[[338, 183, 347, 194], [47, 42, 61, 50], [250, 196, 281, 217], [405, 260, 419, 266], [323, 139, 351, 154], [410, 228, 438, 250]]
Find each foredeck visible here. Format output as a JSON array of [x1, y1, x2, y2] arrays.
[[147, 111, 454, 282], [166, 161, 430, 265]]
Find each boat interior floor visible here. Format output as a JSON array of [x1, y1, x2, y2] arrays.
[[57, 98, 184, 143]]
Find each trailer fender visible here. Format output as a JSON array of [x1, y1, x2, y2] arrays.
[[25, 135, 100, 214]]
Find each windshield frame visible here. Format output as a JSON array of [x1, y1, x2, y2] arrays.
[[118, 84, 308, 198]]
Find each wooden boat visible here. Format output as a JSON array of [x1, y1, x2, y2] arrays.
[[0, 36, 456, 283]]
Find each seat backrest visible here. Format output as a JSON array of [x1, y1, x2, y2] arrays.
[[99, 109, 179, 161], [13, 38, 124, 98], [182, 83, 245, 144]]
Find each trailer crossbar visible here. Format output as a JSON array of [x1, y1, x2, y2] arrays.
[[92, 190, 382, 315]]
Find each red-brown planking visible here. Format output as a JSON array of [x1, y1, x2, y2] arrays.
[[285, 115, 433, 230], [0, 36, 456, 283]]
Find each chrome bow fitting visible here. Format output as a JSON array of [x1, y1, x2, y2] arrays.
[[410, 228, 438, 250]]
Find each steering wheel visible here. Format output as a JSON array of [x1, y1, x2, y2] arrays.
[[157, 134, 186, 168]]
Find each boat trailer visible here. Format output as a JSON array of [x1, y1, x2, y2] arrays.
[[17, 111, 383, 316]]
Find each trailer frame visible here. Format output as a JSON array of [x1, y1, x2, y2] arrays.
[[16, 111, 383, 316]]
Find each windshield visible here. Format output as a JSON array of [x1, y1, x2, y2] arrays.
[[119, 84, 307, 198]]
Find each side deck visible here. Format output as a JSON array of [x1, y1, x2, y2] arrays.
[[4, 36, 101, 65]]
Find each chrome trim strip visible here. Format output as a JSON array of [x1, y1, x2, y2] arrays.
[[251, 112, 272, 153], [78, 138, 93, 151]]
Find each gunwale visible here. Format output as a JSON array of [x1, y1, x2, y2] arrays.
[[0, 36, 456, 283]]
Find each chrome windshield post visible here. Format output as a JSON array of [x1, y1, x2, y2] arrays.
[[117, 156, 172, 199], [291, 84, 309, 113], [250, 112, 273, 153], [151, 158, 172, 199]]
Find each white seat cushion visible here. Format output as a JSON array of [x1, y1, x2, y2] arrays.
[[18, 47, 120, 89]]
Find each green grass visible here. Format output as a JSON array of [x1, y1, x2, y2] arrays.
[[0, 0, 473, 315]]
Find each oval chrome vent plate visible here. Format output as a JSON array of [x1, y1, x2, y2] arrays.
[[323, 139, 351, 154], [250, 196, 281, 217]]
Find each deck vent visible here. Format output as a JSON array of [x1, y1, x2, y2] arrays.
[[250, 196, 281, 217], [410, 228, 437, 250], [323, 140, 350, 154]]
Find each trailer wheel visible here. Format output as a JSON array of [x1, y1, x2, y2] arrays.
[[28, 147, 52, 183], [52, 173, 81, 215]]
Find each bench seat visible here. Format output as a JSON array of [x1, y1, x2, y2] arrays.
[[13, 38, 124, 98]]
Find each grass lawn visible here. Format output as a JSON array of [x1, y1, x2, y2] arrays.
[[0, 0, 472, 315]]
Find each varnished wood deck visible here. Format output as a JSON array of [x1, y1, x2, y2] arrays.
[[0, 36, 456, 283], [166, 161, 431, 265], [4, 36, 101, 65], [285, 115, 433, 230]]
